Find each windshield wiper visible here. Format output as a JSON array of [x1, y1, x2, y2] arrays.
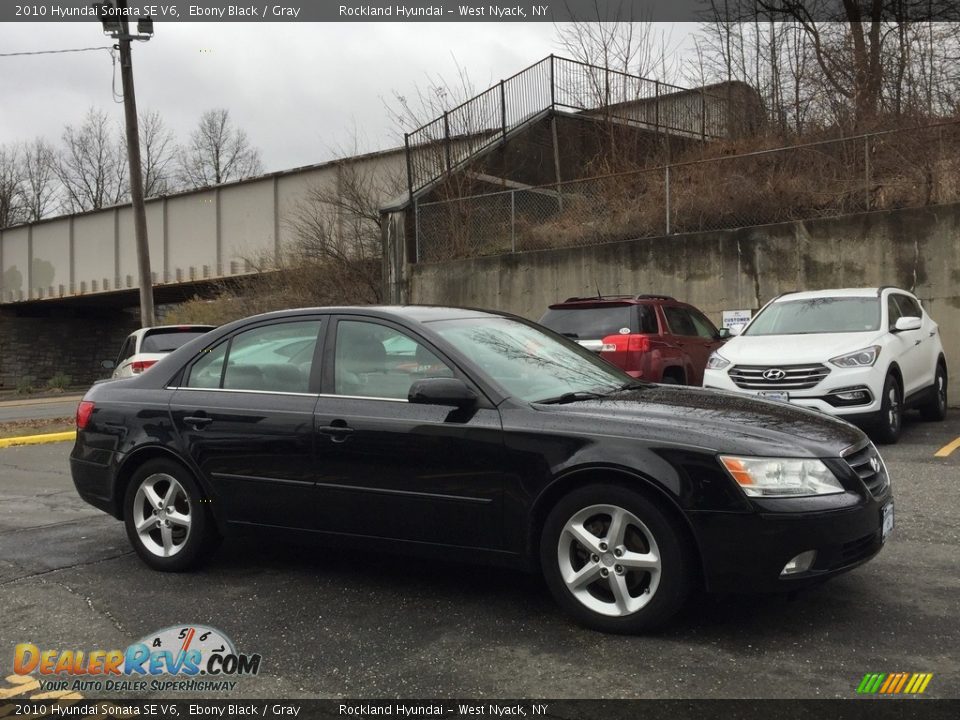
[[534, 390, 606, 405]]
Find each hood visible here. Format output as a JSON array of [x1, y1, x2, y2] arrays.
[[533, 385, 864, 458], [717, 332, 881, 365]]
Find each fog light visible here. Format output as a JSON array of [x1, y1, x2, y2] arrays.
[[781, 550, 817, 576], [835, 390, 868, 401]]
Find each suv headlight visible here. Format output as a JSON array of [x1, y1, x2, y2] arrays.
[[706, 352, 730, 370], [830, 346, 880, 368], [720, 456, 844, 497]]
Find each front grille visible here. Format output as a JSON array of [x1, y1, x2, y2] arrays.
[[843, 443, 890, 498], [727, 363, 831, 390]]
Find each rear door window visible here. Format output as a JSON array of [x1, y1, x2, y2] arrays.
[[186, 321, 322, 393], [539, 305, 634, 340]]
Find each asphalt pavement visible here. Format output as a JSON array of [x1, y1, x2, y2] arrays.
[[0, 414, 957, 700]]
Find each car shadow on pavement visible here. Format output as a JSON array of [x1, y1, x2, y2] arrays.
[[202, 533, 879, 639]]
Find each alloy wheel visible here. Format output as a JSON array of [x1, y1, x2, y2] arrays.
[[557, 504, 662, 617], [132, 473, 192, 557]]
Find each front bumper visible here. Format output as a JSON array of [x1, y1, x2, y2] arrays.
[[688, 489, 892, 593], [703, 365, 883, 419]]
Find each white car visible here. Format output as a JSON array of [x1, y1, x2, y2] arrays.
[[105, 325, 215, 378], [703, 288, 948, 444]]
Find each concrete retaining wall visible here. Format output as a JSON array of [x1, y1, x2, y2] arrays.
[[408, 204, 960, 404]]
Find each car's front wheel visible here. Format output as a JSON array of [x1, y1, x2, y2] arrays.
[[123, 458, 217, 571], [540, 484, 693, 633], [919, 363, 948, 422], [873, 373, 903, 445]]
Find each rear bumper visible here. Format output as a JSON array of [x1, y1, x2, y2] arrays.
[[70, 444, 121, 518], [688, 495, 890, 593]]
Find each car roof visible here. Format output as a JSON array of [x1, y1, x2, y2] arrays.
[[772, 287, 896, 302], [214, 305, 512, 327], [548, 294, 677, 308]]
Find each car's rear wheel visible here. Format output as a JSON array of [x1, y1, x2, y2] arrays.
[[540, 484, 693, 633], [919, 363, 948, 422], [123, 458, 217, 571], [872, 373, 903, 445]]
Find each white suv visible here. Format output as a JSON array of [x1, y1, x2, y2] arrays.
[[703, 288, 948, 443]]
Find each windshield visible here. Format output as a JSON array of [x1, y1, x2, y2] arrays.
[[744, 297, 881, 335], [430, 317, 633, 403]]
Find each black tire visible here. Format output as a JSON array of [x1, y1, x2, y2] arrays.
[[872, 373, 903, 445], [919, 363, 948, 422], [659, 374, 680, 385], [540, 484, 694, 634], [123, 457, 218, 572]]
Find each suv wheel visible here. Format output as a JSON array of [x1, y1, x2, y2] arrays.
[[123, 458, 218, 571], [540, 484, 692, 633], [919, 363, 948, 422], [873, 373, 903, 445]]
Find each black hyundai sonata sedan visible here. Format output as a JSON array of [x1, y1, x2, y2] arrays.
[[70, 306, 893, 633]]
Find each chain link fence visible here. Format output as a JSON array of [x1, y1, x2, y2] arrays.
[[414, 120, 960, 263]]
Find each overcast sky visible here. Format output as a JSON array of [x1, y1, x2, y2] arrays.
[[1, 22, 694, 171]]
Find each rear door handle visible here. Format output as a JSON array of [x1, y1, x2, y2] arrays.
[[183, 415, 213, 428]]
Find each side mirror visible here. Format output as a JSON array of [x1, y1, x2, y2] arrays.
[[893, 316, 922, 332], [100, 359, 116, 370], [717, 328, 732, 340], [408, 377, 477, 409]]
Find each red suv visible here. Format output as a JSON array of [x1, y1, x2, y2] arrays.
[[539, 294, 728, 384]]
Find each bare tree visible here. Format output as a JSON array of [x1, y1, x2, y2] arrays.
[[55, 107, 128, 213], [693, 2, 960, 131], [286, 157, 402, 303], [178, 109, 263, 188], [554, 1, 677, 83], [20, 138, 57, 221], [0, 144, 26, 229], [139, 110, 178, 197]]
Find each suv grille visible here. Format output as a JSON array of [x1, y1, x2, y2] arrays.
[[728, 364, 830, 390], [842, 443, 890, 498]]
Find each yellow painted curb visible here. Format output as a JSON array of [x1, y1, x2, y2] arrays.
[[0, 430, 76, 448]]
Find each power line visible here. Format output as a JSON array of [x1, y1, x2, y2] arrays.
[[0, 46, 113, 58]]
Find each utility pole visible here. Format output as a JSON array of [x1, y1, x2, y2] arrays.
[[97, 1, 156, 326]]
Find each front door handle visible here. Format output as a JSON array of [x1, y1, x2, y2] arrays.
[[183, 415, 213, 428], [319, 422, 354, 443]]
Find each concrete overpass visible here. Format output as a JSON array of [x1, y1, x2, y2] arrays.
[[0, 146, 407, 310]]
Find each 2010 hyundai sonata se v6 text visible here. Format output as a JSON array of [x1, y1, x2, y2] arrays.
[[70, 306, 894, 633]]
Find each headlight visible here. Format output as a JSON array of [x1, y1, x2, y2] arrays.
[[830, 346, 880, 368], [706, 352, 730, 370], [719, 456, 844, 497]]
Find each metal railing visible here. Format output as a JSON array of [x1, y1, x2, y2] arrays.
[[413, 119, 960, 263], [403, 55, 753, 199]]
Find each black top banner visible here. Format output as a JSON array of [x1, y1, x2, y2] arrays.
[[3, 0, 960, 23]]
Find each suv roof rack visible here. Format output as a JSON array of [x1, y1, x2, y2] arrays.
[[562, 294, 677, 303]]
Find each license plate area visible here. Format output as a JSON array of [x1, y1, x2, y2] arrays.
[[758, 390, 790, 402], [882, 502, 895, 541]]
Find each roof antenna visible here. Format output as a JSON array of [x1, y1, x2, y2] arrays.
[[595, 279, 602, 300]]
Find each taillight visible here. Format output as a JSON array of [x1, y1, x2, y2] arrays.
[[131, 360, 158, 374], [76, 401, 95, 430], [600, 334, 651, 353]]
